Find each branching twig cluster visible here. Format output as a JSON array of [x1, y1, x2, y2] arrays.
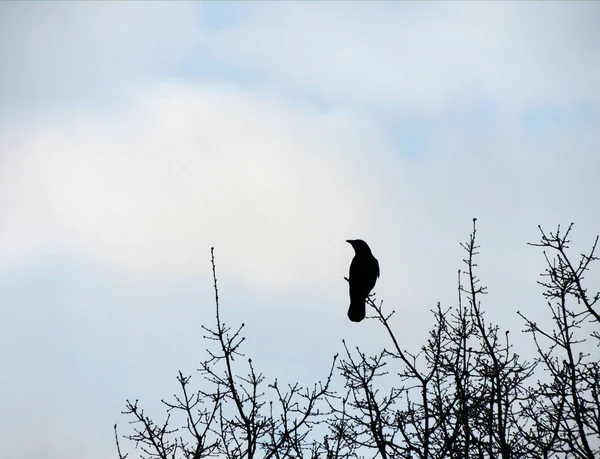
[[518, 224, 600, 458], [116, 222, 599, 459], [117, 248, 336, 459]]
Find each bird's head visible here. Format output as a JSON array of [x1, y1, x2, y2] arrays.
[[346, 239, 373, 255]]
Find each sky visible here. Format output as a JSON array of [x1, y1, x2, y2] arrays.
[[1, 2, 599, 458]]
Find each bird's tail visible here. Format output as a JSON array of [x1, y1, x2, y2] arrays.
[[348, 299, 366, 322]]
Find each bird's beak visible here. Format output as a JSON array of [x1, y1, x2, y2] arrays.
[[346, 239, 353, 244]]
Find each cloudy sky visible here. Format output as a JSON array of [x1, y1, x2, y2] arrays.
[[1, 2, 599, 458]]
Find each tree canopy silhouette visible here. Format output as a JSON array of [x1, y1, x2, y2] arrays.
[[115, 220, 600, 459]]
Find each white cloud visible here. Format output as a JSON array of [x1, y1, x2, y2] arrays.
[[0, 2, 200, 96], [0, 82, 390, 294]]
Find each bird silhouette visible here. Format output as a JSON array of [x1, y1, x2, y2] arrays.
[[346, 239, 379, 322]]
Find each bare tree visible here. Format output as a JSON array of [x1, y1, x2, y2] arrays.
[[333, 219, 535, 459], [519, 224, 599, 458], [116, 222, 599, 459], [116, 248, 336, 459]]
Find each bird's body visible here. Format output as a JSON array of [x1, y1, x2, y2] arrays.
[[346, 239, 379, 322]]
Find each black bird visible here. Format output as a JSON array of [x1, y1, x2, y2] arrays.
[[346, 239, 379, 322]]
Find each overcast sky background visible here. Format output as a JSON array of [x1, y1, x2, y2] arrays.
[[1, 2, 599, 458]]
